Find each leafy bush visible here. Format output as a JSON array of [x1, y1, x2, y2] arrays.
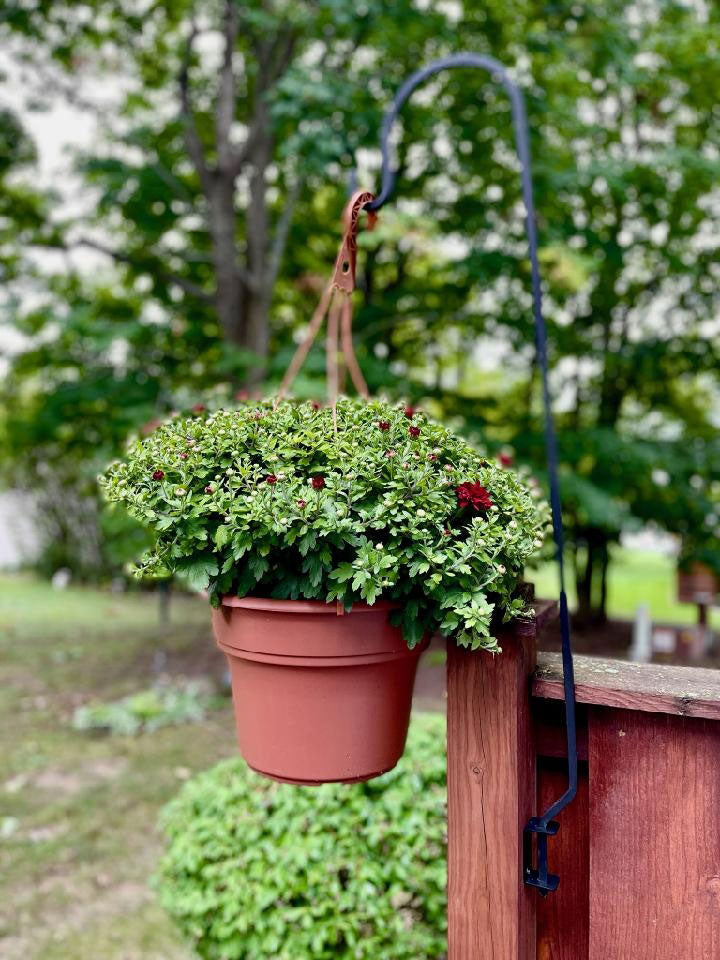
[[156, 713, 447, 960], [102, 397, 547, 650], [72, 682, 216, 736]]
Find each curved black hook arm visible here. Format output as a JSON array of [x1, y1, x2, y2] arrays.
[[364, 52, 578, 894]]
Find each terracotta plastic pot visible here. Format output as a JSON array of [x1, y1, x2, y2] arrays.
[[211, 597, 427, 785]]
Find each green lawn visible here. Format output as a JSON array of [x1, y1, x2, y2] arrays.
[[528, 547, 719, 627], [0, 575, 236, 960]]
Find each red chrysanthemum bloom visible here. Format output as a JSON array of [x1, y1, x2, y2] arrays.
[[192, 403, 206, 413], [498, 452, 514, 468], [311, 475, 325, 490], [152, 470, 165, 481], [455, 481, 492, 512], [265, 474, 278, 485], [378, 420, 391, 431], [404, 405, 416, 418], [408, 426, 421, 438]]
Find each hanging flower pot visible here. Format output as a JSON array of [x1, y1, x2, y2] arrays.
[[212, 597, 427, 784], [100, 185, 552, 785], [102, 398, 548, 784]]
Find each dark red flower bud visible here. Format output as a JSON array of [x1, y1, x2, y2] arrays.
[[192, 403, 206, 413], [427, 453, 437, 461], [443, 528, 452, 536], [235, 389, 250, 402], [408, 426, 421, 438], [179, 452, 188, 460], [498, 452, 514, 467], [455, 481, 492, 512], [311, 475, 325, 490], [404, 405, 416, 418], [204, 484, 214, 494], [297, 499, 307, 509], [265, 474, 278, 485], [378, 420, 391, 431], [152, 470, 165, 481], [311, 401, 322, 411]]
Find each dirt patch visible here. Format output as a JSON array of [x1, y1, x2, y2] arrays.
[[29, 757, 128, 796], [97, 622, 227, 695], [25, 823, 68, 844], [1, 876, 154, 960]]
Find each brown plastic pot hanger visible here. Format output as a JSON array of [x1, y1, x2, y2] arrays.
[[277, 190, 377, 420]]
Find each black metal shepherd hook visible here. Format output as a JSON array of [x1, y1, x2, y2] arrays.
[[362, 52, 578, 894]]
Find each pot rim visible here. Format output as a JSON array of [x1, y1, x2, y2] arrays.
[[219, 595, 401, 614]]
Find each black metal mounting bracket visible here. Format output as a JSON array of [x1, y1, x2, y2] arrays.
[[359, 52, 579, 893], [524, 818, 560, 895]]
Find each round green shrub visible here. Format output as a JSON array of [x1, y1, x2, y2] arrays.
[[155, 714, 447, 959]]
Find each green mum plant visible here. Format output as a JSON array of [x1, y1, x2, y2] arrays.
[[101, 397, 548, 651]]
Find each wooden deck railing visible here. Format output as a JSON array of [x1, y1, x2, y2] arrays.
[[447, 622, 720, 959]]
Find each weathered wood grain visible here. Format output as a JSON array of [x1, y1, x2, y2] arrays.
[[533, 652, 720, 720], [588, 708, 720, 960], [536, 762, 590, 960], [447, 622, 537, 960]]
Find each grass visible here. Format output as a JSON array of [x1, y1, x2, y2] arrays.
[[528, 546, 720, 627], [0, 574, 236, 960]]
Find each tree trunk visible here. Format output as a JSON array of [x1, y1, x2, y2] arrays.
[[207, 168, 271, 376], [178, 15, 298, 379], [244, 102, 273, 382], [208, 176, 246, 347], [575, 528, 610, 628], [576, 537, 594, 628], [598, 540, 609, 623]]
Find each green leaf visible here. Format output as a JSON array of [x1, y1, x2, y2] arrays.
[[328, 562, 354, 583], [175, 556, 218, 592]]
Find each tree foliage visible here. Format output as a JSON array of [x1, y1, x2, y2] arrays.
[[2, 1, 719, 617]]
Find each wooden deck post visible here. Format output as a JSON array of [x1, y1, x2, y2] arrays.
[[447, 619, 538, 960]]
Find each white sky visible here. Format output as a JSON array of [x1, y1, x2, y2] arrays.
[[0, 49, 117, 366]]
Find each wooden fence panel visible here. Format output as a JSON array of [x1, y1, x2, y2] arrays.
[[536, 761, 590, 960], [588, 708, 720, 960]]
